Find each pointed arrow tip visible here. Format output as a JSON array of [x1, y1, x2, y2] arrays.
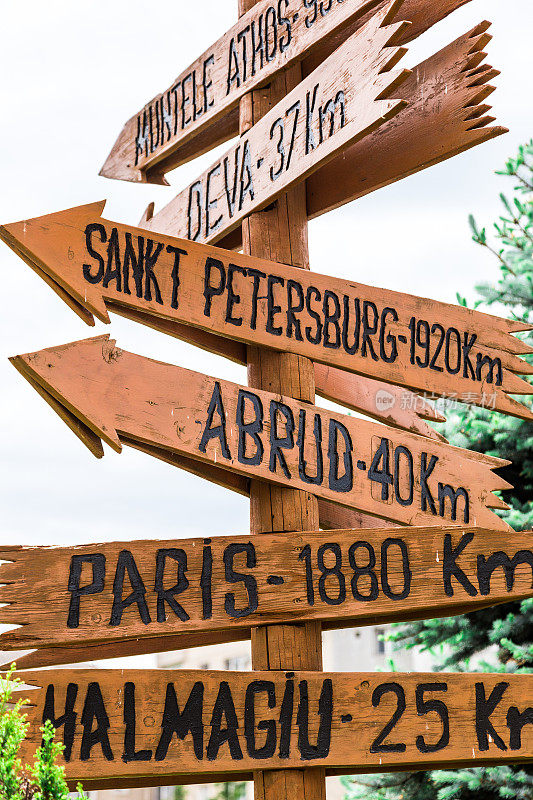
[[10, 336, 123, 456]]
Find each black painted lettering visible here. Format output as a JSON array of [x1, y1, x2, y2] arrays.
[[462, 332, 477, 379], [239, 140, 255, 210], [207, 682, 243, 761], [415, 683, 449, 753], [349, 542, 378, 602], [237, 389, 264, 466], [203, 55, 215, 112], [167, 244, 187, 310], [266, 274, 284, 335], [305, 84, 319, 154], [199, 382, 231, 459], [420, 453, 438, 515], [443, 532, 477, 597], [187, 181, 203, 241], [298, 410, 323, 485], [155, 548, 190, 623], [445, 327, 462, 374], [475, 682, 508, 751], [305, 286, 323, 344], [251, 15, 265, 76], [342, 296, 361, 355], [264, 6, 278, 61], [370, 683, 406, 753], [123, 232, 144, 298], [103, 227, 122, 291], [201, 542, 213, 620], [224, 542, 258, 618], [237, 26, 250, 83], [123, 682, 152, 762], [278, 677, 295, 759], [43, 683, 78, 761], [181, 73, 193, 128], [477, 549, 533, 596], [269, 401, 295, 479], [155, 682, 204, 761], [476, 353, 503, 386], [206, 164, 223, 236], [224, 147, 240, 219], [203, 257, 226, 316], [323, 290, 341, 349], [507, 705, 533, 750], [438, 483, 469, 523], [277, 0, 292, 52], [286, 279, 304, 341], [110, 550, 151, 626], [297, 679, 333, 760], [328, 419, 353, 492], [80, 682, 114, 761], [227, 38, 241, 94], [67, 553, 105, 628], [248, 267, 266, 330], [226, 263, 246, 326], [143, 239, 163, 304], [244, 681, 277, 759], [379, 308, 398, 363], [381, 539, 411, 601], [361, 301, 379, 360]]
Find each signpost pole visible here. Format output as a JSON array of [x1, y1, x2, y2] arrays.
[[239, 1, 326, 797]]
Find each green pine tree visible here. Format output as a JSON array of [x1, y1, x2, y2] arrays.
[[344, 142, 533, 800], [212, 782, 248, 800]]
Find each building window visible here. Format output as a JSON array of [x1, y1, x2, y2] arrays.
[[375, 628, 386, 655], [224, 655, 250, 671]]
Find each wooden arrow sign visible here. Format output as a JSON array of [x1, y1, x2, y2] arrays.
[[141, 2, 411, 242], [156, 21, 506, 254], [1, 528, 532, 658], [10, 335, 511, 529], [100, 0, 473, 183], [1, 203, 531, 419], [306, 21, 507, 219], [13, 669, 533, 789]]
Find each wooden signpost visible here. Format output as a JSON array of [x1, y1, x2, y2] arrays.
[[1, 527, 532, 655], [100, 0, 474, 184], [1, 202, 531, 419], [141, 21, 506, 252], [13, 669, 533, 790], [141, 3, 411, 243], [4, 0, 531, 795], [10, 335, 512, 529]]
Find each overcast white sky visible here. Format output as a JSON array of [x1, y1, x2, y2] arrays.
[[0, 0, 531, 548]]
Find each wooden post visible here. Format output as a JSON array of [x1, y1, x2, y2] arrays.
[[238, 1, 325, 798]]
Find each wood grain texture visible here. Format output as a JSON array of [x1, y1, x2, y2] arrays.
[[0, 528, 531, 652], [199, 21, 506, 252], [1, 203, 530, 419], [9, 335, 512, 529], [12, 669, 533, 788], [306, 21, 507, 217], [100, 0, 473, 183], [142, 2, 410, 243]]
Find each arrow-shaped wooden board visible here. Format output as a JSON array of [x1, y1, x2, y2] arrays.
[[306, 21, 507, 218], [1, 528, 531, 656], [10, 335, 512, 529], [141, 3, 411, 242], [1, 203, 531, 419], [13, 669, 533, 789], [0, 207, 447, 441], [100, 0, 473, 183], [156, 21, 506, 254]]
